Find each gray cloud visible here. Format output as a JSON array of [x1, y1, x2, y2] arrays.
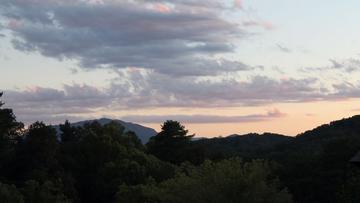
[[69, 68, 79, 74], [328, 58, 360, 72], [331, 82, 360, 98], [2, 84, 113, 124], [121, 109, 285, 123], [108, 71, 325, 108], [0, 0, 253, 76], [276, 44, 292, 53], [0, 72, 345, 124], [3, 70, 360, 124], [301, 58, 360, 73]]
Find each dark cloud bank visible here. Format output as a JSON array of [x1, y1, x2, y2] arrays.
[[1, 0, 255, 76]]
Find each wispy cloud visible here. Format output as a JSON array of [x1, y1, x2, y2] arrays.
[[243, 20, 275, 30], [121, 109, 285, 124], [276, 44, 292, 53], [301, 57, 360, 73]]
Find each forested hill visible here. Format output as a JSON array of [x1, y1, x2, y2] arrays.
[[297, 115, 360, 140], [193, 133, 293, 159], [272, 115, 360, 203], [188, 116, 360, 203], [54, 118, 157, 143], [193, 115, 360, 159], [273, 115, 360, 155]]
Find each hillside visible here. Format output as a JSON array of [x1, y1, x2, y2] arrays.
[[204, 115, 360, 159], [193, 133, 293, 159], [268, 115, 360, 156], [192, 115, 360, 203], [272, 116, 360, 203], [297, 115, 360, 140], [56, 118, 157, 143]]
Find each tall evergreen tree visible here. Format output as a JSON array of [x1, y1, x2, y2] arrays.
[[0, 92, 24, 182], [147, 120, 194, 164]]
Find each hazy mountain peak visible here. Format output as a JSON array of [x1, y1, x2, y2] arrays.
[[59, 118, 157, 143]]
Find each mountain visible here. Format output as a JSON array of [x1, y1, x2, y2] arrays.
[[189, 116, 360, 203], [207, 115, 360, 159], [297, 115, 360, 140], [193, 132, 293, 159], [274, 115, 360, 155], [271, 115, 360, 203], [56, 118, 157, 143]]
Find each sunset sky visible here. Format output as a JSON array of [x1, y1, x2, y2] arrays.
[[1, 0, 360, 137]]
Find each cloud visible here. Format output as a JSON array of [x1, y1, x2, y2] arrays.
[[0, 0, 254, 76], [153, 3, 172, 13], [69, 68, 79, 74], [121, 108, 285, 124], [107, 70, 326, 108], [331, 82, 360, 99], [242, 20, 275, 30], [2, 84, 113, 124], [276, 44, 292, 53], [301, 57, 360, 73], [328, 58, 360, 72], [2, 1, 360, 127], [3, 69, 360, 124], [233, 0, 243, 9]]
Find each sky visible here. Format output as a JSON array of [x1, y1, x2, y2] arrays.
[[1, 0, 360, 137]]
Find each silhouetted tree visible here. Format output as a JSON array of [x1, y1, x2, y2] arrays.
[[0, 92, 24, 183], [147, 120, 194, 164], [0, 92, 24, 140], [59, 120, 78, 143], [12, 122, 59, 183]]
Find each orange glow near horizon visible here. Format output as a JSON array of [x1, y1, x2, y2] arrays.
[[135, 99, 360, 137]]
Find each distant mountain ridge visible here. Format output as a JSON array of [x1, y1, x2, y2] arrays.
[[193, 132, 293, 159], [277, 115, 360, 153], [55, 115, 360, 150], [56, 118, 157, 143], [297, 115, 360, 140]]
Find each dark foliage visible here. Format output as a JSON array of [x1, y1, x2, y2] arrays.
[[193, 133, 293, 160], [146, 120, 202, 164]]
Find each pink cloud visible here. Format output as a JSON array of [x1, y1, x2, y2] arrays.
[[153, 3, 172, 13], [127, 67, 143, 73], [267, 108, 286, 117], [26, 86, 41, 93], [261, 21, 275, 30], [7, 19, 23, 29], [234, 0, 243, 9]]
